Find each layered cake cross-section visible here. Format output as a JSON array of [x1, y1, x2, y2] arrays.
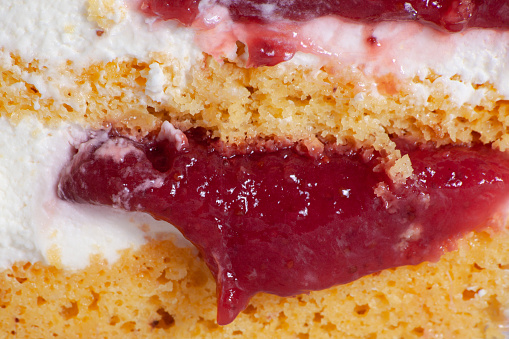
[[1, 0, 509, 337]]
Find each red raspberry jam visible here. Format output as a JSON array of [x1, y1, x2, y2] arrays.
[[58, 124, 509, 324], [141, 0, 200, 26], [142, 0, 509, 31]]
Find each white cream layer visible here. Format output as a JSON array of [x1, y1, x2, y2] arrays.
[[0, 116, 190, 270], [0, 0, 202, 104], [0, 0, 201, 69]]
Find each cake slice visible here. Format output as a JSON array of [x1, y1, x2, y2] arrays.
[[0, 0, 509, 337]]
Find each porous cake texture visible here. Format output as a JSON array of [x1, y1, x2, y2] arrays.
[[3, 52, 509, 153], [0, 231, 508, 338]]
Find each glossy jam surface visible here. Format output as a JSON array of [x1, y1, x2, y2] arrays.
[[142, 0, 509, 32], [58, 126, 509, 324], [141, 0, 200, 25]]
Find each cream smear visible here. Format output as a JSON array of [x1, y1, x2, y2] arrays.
[[0, 116, 190, 270]]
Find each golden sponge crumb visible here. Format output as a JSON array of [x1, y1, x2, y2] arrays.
[[87, 0, 127, 31], [2, 52, 509, 154], [0, 230, 508, 338]]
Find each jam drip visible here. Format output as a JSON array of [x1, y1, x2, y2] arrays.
[[58, 125, 509, 325]]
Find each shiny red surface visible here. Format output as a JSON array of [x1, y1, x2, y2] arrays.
[[223, 0, 509, 32], [143, 0, 509, 31], [58, 129, 509, 324], [141, 0, 200, 26]]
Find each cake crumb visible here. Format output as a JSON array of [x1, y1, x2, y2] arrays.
[[87, 0, 127, 30], [388, 154, 413, 182], [46, 245, 63, 269]]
